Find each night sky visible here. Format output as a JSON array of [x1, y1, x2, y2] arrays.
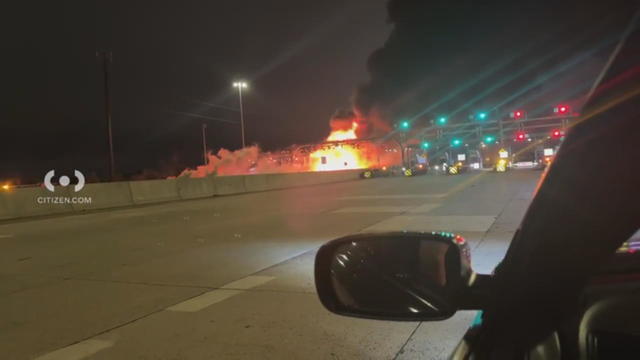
[[3, 0, 634, 183], [3, 0, 389, 183]]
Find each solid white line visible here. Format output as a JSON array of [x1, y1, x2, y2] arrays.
[[337, 194, 446, 200], [221, 275, 275, 290], [34, 339, 113, 360], [166, 289, 243, 312]]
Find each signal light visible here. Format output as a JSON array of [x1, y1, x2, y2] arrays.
[[437, 116, 447, 125], [515, 131, 527, 141], [554, 105, 570, 115], [399, 120, 410, 130], [451, 138, 462, 147], [483, 135, 496, 144], [510, 110, 525, 120], [421, 141, 430, 149], [476, 112, 487, 121], [551, 129, 564, 139]]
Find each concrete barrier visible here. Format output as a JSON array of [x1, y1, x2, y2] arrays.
[[243, 174, 271, 192], [213, 175, 247, 195], [0, 170, 362, 221], [265, 173, 297, 190], [128, 179, 179, 204], [0, 186, 74, 220], [71, 181, 133, 211], [177, 176, 216, 200]]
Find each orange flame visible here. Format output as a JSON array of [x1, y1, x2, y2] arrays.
[[309, 122, 373, 171], [326, 122, 358, 141]]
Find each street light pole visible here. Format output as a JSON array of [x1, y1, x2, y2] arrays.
[[97, 51, 115, 181], [232, 81, 248, 148], [202, 123, 208, 165]]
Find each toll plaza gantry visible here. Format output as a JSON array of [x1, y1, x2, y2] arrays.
[[398, 106, 579, 167]]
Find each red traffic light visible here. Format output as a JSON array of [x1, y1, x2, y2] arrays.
[[510, 110, 525, 119], [551, 129, 564, 139], [515, 131, 527, 141], [554, 105, 570, 114]]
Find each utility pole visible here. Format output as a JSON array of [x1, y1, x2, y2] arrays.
[[97, 51, 115, 181], [202, 123, 208, 165]]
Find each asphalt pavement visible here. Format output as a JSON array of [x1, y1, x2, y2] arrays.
[[0, 170, 541, 360]]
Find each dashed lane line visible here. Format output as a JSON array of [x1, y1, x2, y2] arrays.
[[34, 339, 113, 360], [166, 275, 276, 313]]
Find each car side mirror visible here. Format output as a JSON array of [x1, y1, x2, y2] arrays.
[[315, 232, 489, 321]]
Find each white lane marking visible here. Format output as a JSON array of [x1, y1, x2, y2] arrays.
[[362, 215, 496, 233], [332, 206, 412, 213], [407, 204, 441, 213], [34, 339, 113, 360], [167, 289, 242, 312], [337, 194, 446, 200], [167, 276, 275, 312], [221, 275, 275, 290], [0, 234, 14, 238]]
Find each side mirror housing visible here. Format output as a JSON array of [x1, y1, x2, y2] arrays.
[[315, 232, 489, 321]]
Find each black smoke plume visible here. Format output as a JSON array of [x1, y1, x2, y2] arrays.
[[354, 0, 634, 128]]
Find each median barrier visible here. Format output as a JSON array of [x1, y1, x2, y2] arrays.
[[71, 181, 133, 211], [0, 186, 74, 220], [176, 176, 216, 200], [128, 179, 180, 204], [243, 174, 271, 192], [0, 170, 363, 221], [265, 173, 297, 189], [213, 175, 247, 195]]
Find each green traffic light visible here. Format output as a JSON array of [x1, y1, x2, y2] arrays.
[[437, 116, 447, 125], [483, 135, 495, 143], [400, 121, 410, 129], [477, 112, 487, 120], [421, 142, 430, 149], [451, 138, 462, 147]]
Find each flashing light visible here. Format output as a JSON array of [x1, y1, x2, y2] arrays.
[[437, 116, 447, 125], [451, 138, 462, 147]]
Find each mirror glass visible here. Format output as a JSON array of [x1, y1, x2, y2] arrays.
[[316, 232, 472, 321]]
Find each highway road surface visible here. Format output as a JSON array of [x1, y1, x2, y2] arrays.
[[0, 170, 541, 360]]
